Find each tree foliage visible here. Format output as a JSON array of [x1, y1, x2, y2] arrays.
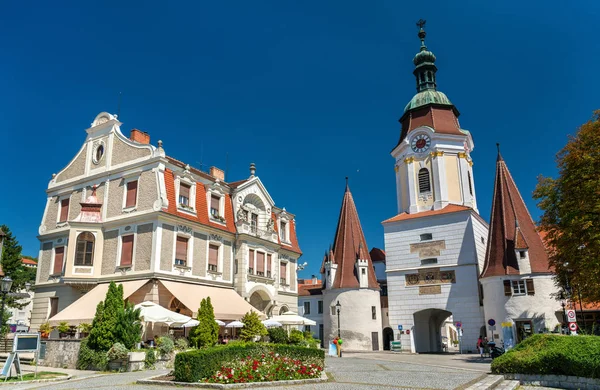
[[114, 301, 142, 349], [189, 297, 219, 348], [0, 225, 35, 310], [533, 110, 600, 303], [239, 311, 267, 341], [88, 282, 124, 351]]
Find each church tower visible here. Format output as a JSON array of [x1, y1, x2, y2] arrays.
[[383, 21, 487, 353], [392, 20, 477, 214]]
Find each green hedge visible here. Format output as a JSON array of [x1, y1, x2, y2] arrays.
[[174, 343, 325, 383], [491, 334, 600, 379]]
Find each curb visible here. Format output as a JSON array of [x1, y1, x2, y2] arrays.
[[137, 371, 329, 388], [0, 374, 72, 385]]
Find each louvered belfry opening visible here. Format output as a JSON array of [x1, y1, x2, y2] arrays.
[[418, 168, 431, 193]]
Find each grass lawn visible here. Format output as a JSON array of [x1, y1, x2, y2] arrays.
[[3, 371, 68, 382]]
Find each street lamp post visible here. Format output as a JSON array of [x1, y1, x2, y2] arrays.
[[0, 276, 13, 331], [559, 291, 568, 334], [336, 300, 341, 338]]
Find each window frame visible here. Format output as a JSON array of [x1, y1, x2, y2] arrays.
[[122, 176, 140, 210], [318, 300, 323, 314], [511, 280, 526, 295], [303, 301, 311, 315], [74, 231, 95, 266], [175, 175, 196, 213], [58, 197, 70, 224], [372, 306, 377, 320], [119, 233, 136, 268], [248, 248, 255, 275], [207, 242, 221, 273], [280, 261, 288, 285], [255, 251, 266, 276], [52, 246, 65, 275], [174, 235, 190, 268], [420, 233, 433, 241], [49, 297, 59, 318]]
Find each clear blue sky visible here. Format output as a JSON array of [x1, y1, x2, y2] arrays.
[[1, 1, 598, 279]]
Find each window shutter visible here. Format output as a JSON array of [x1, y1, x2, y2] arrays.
[[211, 195, 220, 212], [267, 254, 272, 272], [59, 199, 69, 222], [49, 297, 59, 318], [280, 262, 287, 281], [503, 280, 512, 296], [53, 247, 64, 275], [120, 235, 134, 266], [126, 180, 138, 208], [256, 252, 265, 273], [180, 183, 190, 198], [526, 279, 535, 295], [209, 244, 219, 266], [176, 237, 188, 262]]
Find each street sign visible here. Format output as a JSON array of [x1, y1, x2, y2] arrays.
[[455, 321, 462, 328], [569, 323, 578, 332], [488, 319, 496, 326], [567, 310, 576, 323], [397, 325, 403, 331]]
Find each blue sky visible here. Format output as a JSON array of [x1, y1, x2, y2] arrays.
[[1, 1, 598, 279]]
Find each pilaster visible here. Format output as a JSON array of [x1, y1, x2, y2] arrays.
[[405, 157, 418, 213], [431, 151, 448, 210]]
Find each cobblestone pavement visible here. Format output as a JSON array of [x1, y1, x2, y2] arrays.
[[12, 354, 489, 390]]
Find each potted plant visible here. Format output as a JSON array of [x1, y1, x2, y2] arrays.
[[107, 342, 129, 371], [57, 322, 70, 338], [78, 323, 92, 338], [39, 322, 53, 339]]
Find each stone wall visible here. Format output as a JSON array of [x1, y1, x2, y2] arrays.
[[40, 339, 81, 369], [505, 373, 600, 390]]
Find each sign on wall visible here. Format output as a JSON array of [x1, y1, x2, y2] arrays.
[[409, 240, 446, 258], [405, 268, 456, 286]]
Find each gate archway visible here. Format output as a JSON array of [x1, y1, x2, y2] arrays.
[[413, 308, 452, 353]]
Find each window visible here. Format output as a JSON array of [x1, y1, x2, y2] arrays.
[[75, 232, 95, 266], [95, 144, 104, 162], [305, 325, 311, 333], [175, 236, 188, 266], [248, 249, 254, 274], [468, 171, 473, 196], [208, 244, 219, 272], [318, 300, 323, 314], [481, 236, 485, 244], [280, 262, 287, 285], [519, 250, 526, 259], [120, 235, 134, 267], [59, 198, 69, 223], [256, 252, 265, 276], [304, 301, 311, 315], [418, 168, 431, 193], [49, 297, 59, 318], [512, 280, 526, 295], [420, 233, 433, 241], [266, 254, 272, 278], [53, 246, 65, 275], [421, 258, 438, 265], [179, 183, 190, 206], [361, 268, 366, 275], [380, 285, 388, 296], [125, 180, 138, 208], [526, 279, 535, 295], [210, 195, 220, 217], [331, 306, 336, 315], [372, 306, 377, 320], [503, 280, 512, 296], [251, 213, 258, 233], [280, 221, 287, 241]]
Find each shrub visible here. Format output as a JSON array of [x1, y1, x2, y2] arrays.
[[239, 311, 267, 341], [174, 343, 325, 383], [78, 323, 92, 334], [76, 338, 108, 371], [491, 334, 600, 379], [88, 282, 124, 351], [189, 297, 219, 348], [288, 329, 304, 345], [145, 349, 156, 369], [267, 327, 288, 344], [115, 302, 142, 349], [57, 322, 70, 334], [107, 342, 129, 361], [175, 338, 189, 351], [158, 336, 175, 358]]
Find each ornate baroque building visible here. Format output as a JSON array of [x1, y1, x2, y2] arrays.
[[32, 112, 301, 331]]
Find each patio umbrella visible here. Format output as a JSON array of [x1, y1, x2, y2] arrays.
[[225, 320, 244, 328], [134, 301, 191, 326], [262, 319, 283, 328], [269, 311, 316, 326], [181, 319, 226, 328]]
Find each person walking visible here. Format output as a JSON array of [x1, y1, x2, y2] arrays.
[[477, 336, 484, 358]]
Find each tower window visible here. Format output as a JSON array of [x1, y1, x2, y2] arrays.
[[420, 258, 438, 265], [420, 233, 433, 241], [75, 232, 95, 266], [418, 168, 431, 193], [468, 171, 473, 196]]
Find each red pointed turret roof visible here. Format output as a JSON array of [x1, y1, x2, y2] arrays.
[[481, 151, 551, 277], [329, 182, 379, 289]]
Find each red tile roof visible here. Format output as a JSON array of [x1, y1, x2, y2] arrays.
[[21, 258, 37, 266], [163, 169, 237, 234], [396, 106, 462, 148], [370, 248, 386, 263], [481, 152, 551, 277], [383, 204, 472, 224], [329, 183, 379, 289], [228, 179, 249, 189], [298, 280, 323, 296]]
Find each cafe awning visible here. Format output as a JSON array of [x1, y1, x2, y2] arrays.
[[159, 280, 265, 320], [49, 279, 147, 326]]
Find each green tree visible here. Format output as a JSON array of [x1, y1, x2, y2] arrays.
[[88, 282, 124, 350], [267, 327, 288, 344], [533, 110, 600, 303], [189, 297, 219, 348], [114, 301, 142, 349], [239, 311, 267, 341]]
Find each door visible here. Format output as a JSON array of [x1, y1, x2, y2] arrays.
[[515, 320, 533, 343], [319, 324, 324, 348], [372, 332, 379, 351]]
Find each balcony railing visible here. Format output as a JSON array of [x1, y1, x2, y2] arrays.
[[236, 221, 278, 242]]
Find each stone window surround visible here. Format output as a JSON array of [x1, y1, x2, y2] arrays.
[[72, 230, 98, 273], [116, 225, 138, 269], [51, 244, 66, 277], [206, 237, 224, 275], [174, 174, 196, 214], [121, 173, 141, 212], [172, 228, 193, 271], [277, 213, 291, 244], [56, 192, 72, 227], [247, 246, 274, 279], [206, 185, 226, 224], [279, 259, 289, 287]]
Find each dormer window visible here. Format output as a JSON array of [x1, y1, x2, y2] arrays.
[[280, 221, 287, 241], [179, 183, 190, 206], [210, 195, 220, 217], [176, 176, 196, 213], [519, 250, 526, 259], [251, 213, 258, 233]]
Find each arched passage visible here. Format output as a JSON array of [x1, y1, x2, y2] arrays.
[[413, 308, 452, 353], [249, 290, 271, 312], [383, 327, 394, 350]]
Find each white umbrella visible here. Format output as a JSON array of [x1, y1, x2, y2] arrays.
[[269, 312, 316, 326], [262, 319, 283, 328], [181, 319, 226, 328], [134, 301, 192, 326], [226, 320, 244, 328]]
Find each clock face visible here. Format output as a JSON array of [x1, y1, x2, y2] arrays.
[[411, 134, 431, 153]]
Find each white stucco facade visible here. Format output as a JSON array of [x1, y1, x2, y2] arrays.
[[298, 294, 324, 344]]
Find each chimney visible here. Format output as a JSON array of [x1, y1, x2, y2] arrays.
[[130, 129, 150, 144], [311, 275, 318, 285], [209, 166, 225, 181]]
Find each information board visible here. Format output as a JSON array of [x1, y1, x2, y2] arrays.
[[14, 333, 40, 352], [390, 341, 402, 352]]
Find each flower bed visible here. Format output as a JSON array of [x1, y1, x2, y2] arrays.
[[207, 351, 322, 384], [174, 343, 324, 383]]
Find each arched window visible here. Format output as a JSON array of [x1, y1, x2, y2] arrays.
[[468, 171, 473, 196], [418, 168, 431, 193], [75, 232, 95, 266]]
